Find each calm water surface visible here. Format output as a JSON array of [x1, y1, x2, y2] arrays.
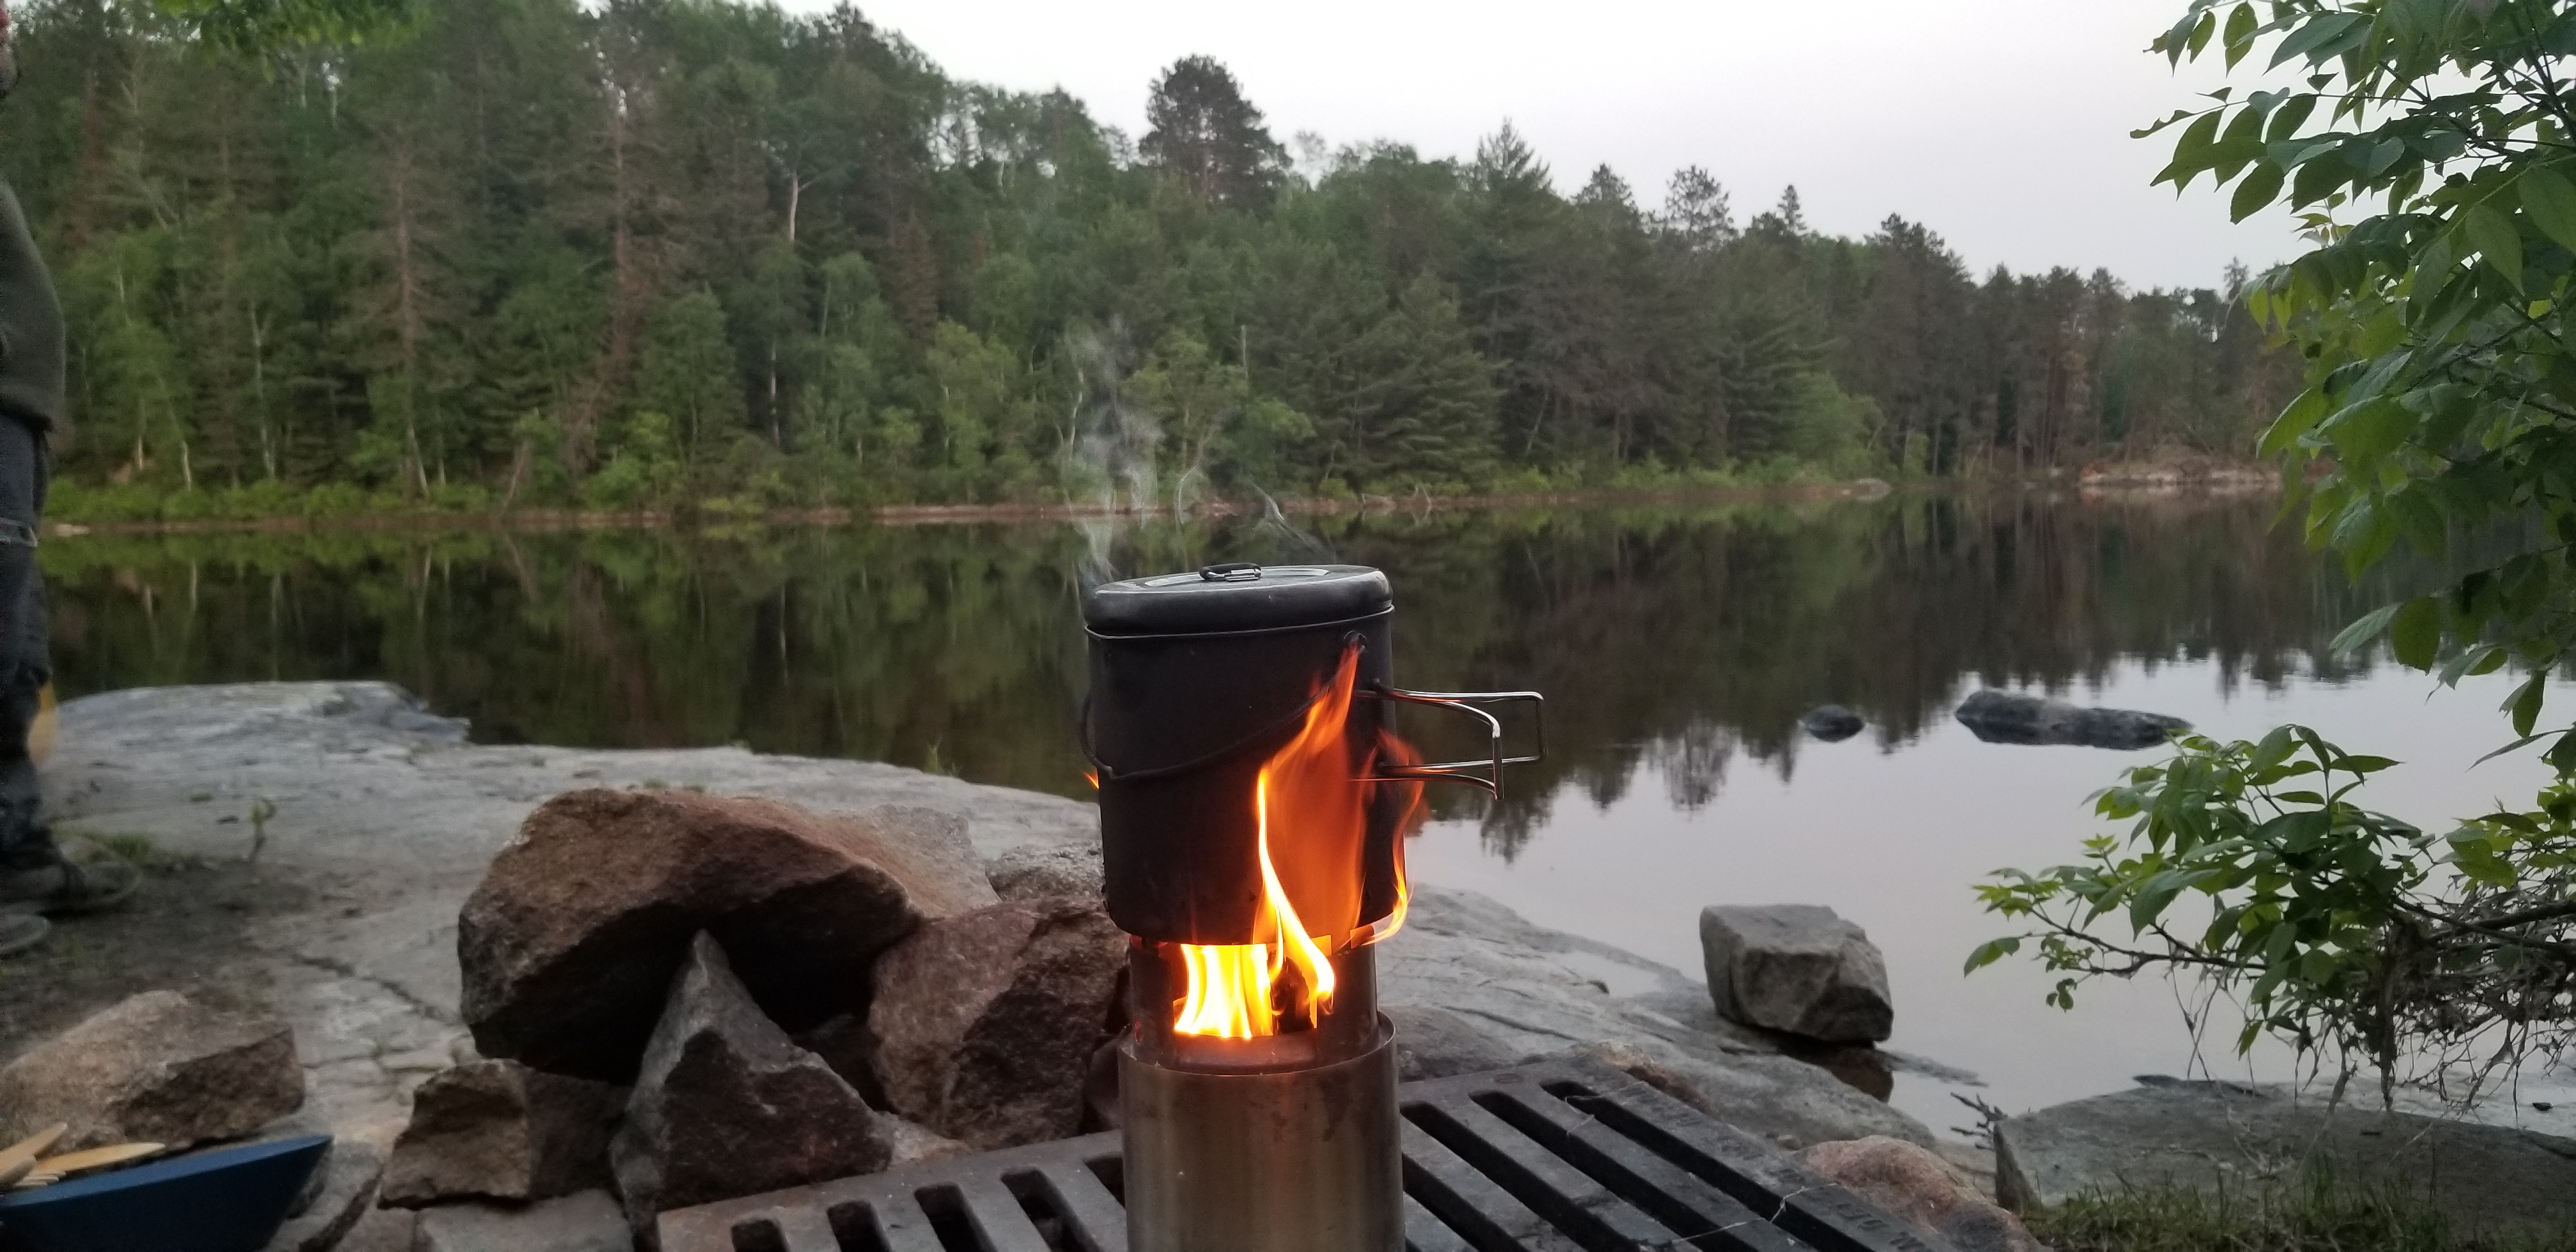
[[43, 496, 2569, 1132]]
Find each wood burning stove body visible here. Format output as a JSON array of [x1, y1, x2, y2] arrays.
[[1083, 563, 1539, 1252]]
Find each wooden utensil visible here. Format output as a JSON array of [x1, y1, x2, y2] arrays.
[[0, 1124, 69, 1189], [38, 1143, 162, 1177]]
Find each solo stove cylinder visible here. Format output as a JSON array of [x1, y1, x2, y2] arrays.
[[1119, 1031, 1404, 1252]]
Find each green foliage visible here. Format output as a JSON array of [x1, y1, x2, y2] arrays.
[[1979, 0, 2576, 1101], [6, 1, 2287, 519]]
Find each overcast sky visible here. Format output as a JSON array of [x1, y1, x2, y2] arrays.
[[772, 0, 2302, 292]]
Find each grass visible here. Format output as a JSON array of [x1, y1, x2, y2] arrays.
[[2031, 1168, 2576, 1252]]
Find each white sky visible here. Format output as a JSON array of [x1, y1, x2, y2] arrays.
[[778, 0, 2304, 292]]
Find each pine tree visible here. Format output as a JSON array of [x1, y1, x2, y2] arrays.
[[1139, 55, 1285, 210]]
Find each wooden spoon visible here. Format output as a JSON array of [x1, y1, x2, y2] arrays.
[[11, 1172, 59, 1191], [38, 1143, 162, 1177], [0, 1124, 68, 1189]]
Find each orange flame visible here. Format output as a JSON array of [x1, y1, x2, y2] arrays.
[[1172, 642, 1422, 1038]]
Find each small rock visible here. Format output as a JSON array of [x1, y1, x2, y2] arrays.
[[985, 839, 1104, 902], [1799, 705, 1866, 743], [1700, 905, 1893, 1044], [0, 989, 305, 1151], [1954, 690, 2188, 750], [1388, 1005, 1519, 1081], [264, 1138, 388, 1252], [866, 897, 1128, 1150], [610, 934, 891, 1233], [412, 1189, 631, 1252], [381, 1060, 625, 1207], [459, 790, 998, 1081], [1797, 1137, 2044, 1252]]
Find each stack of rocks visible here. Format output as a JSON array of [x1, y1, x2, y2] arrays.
[[387, 788, 1129, 1249]]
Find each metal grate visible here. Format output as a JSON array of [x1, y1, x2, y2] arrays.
[[658, 1056, 1950, 1252]]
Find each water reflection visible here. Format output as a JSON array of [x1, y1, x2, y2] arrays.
[[46, 495, 2405, 836]]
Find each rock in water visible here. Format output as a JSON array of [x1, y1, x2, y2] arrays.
[[0, 990, 304, 1151], [1699, 905, 1894, 1044], [611, 934, 891, 1233], [459, 790, 998, 1081], [1953, 689, 2188, 750], [985, 839, 1104, 902], [866, 897, 1127, 1149], [1797, 1137, 2043, 1252], [1799, 705, 1866, 742], [381, 1060, 625, 1207], [414, 1189, 632, 1252]]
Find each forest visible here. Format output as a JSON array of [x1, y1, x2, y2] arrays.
[[1, 0, 2294, 521]]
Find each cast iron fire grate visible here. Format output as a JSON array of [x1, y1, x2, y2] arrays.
[[657, 1056, 1949, 1252]]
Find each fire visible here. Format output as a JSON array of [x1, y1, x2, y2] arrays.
[[1172, 641, 1422, 1039]]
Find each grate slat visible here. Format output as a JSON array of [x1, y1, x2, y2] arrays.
[[1478, 1085, 1812, 1252], [870, 1192, 952, 1252], [1033, 1163, 1128, 1252], [1538, 1079, 1943, 1252], [767, 1205, 842, 1252], [1402, 1120, 1587, 1252], [1409, 1095, 1680, 1252], [1403, 1193, 1477, 1252], [658, 1059, 1938, 1252], [956, 1177, 1057, 1252]]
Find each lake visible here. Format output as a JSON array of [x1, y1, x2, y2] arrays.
[[42, 493, 2568, 1134]]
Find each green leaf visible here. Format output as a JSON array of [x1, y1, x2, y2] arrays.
[[2269, 11, 2365, 68], [2517, 165, 2576, 256], [2463, 202, 2525, 291], [1964, 936, 2021, 975], [2233, 163, 2286, 221], [2223, 3, 2258, 67], [2508, 671, 2547, 737], [2391, 597, 2441, 669], [2159, 112, 2227, 188], [2330, 604, 2402, 655]]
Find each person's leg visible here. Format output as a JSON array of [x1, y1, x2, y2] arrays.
[[0, 411, 49, 874], [0, 415, 129, 915]]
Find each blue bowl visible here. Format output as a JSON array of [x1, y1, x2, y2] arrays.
[[0, 1134, 331, 1252]]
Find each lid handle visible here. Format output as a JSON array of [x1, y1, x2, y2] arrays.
[[1198, 561, 1262, 583]]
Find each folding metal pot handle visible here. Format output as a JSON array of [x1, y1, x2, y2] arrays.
[[1361, 687, 1545, 799]]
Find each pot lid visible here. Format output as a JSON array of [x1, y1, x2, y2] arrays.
[[1082, 563, 1392, 636]]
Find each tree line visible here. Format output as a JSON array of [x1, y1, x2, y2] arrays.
[[2, 0, 2294, 519]]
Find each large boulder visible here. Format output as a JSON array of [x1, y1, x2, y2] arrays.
[[413, 1189, 631, 1252], [381, 1061, 625, 1207], [1797, 1137, 2043, 1252], [1954, 689, 2188, 750], [1560, 1040, 1929, 1152], [0, 990, 304, 1151], [1699, 905, 1893, 1044], [866, 897, 1126, 1149], [1997, 1080, 2576, 1236], [459, 790, 997, 1081], [1388, 1005, 1521, 1081], [610, 934, 893, 1233]]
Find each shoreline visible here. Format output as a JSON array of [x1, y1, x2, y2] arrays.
[[40, 472, 2280, 539]]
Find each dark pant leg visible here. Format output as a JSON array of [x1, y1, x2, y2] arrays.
[[0, 415, 48, 870]]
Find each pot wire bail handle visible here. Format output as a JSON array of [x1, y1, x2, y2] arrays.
[[1363, 687, 1545, 799]]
